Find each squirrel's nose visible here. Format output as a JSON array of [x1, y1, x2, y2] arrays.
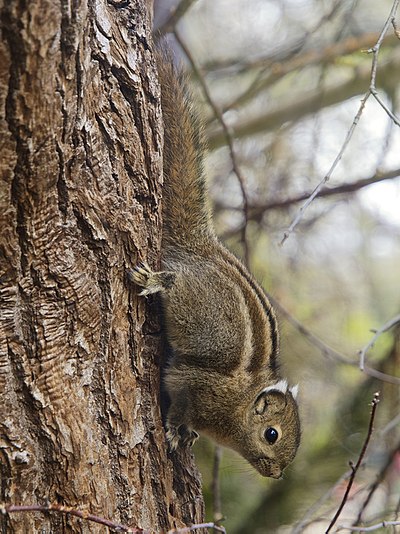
[[269, 466, 283, 479]]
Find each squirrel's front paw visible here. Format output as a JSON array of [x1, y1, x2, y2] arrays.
[[166, 424, 199, 450], [128, 263, 175, 296]]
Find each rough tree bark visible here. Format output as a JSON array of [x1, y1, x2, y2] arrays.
[[0, 1, 204, 532]]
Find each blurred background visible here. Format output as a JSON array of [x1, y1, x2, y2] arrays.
[[154, 1, 400, 532]]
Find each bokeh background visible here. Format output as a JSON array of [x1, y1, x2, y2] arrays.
[[154, 1, 400, 532]]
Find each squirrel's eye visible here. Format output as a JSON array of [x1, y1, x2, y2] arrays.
[[264, 427, 279, 444]]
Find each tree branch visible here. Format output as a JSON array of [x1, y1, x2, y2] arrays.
[[0, 503, 226, 533], [359, 313, 400, 371], [325, 392, 380, 534], [353, 439, 400, 526], [280, 91, 370, 245], [156, 0, 198, 36], [207, 51, 400, 150], [269, 296, 400, 386], [211, 446, 223, 524], [249, 168, 400, 216], [222, 32, 399, 114], [337, 520, 400, 532], [281, 0, 400, 244]]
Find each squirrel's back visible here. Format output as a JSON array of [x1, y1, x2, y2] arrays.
[[156, 53, 214, 253]]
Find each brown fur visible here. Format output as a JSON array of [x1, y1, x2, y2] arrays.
[[130, 53, 301, 478]]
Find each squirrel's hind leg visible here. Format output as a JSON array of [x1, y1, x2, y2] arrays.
[[129, 262, 176, 296]]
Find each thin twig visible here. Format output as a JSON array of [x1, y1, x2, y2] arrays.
[[337, 520, 400, 532], [248, 168, 400, 215], [218, 167, 400, 242], [393, 17, 400, 38], [173, 28, 250, 266], [268, 294, 352, 365], [368, 0, 400, 87], [0, 503, 226, 533], [281, 0, 400, 245], [292, 469, 353, 534], [269, 295, 400, 385], [168, 523, 226, 533], [353, 439, 400, 526], [359, 314, 400, 371], [325, 392, 380, 534], [371, 90, 400, 126], [211, 446, 223, 524], [156, 0, 198, 36], [222, 31, 396, 114], [362, 365, 400, 385], [0, 503, 144, 533], [293, 437, 400, 532], [280, 93, 369, 245]]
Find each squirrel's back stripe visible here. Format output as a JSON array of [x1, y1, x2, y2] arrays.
[[218, 244, 280, 372]]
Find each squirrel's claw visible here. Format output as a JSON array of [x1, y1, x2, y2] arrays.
[[166, 424, 199, 450], [129, 263, 176, 296]]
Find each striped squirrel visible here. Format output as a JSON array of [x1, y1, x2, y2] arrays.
[[130, 52, 300, 479]]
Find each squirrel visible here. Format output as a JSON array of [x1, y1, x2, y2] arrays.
[[129, 52, 301, 479]]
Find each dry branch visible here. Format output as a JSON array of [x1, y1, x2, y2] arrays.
[[281, 0, 400, 243], [337, 520, 400, 532], [223, 32, 400, 113], [220, 167, 400, 217], [212, 446, 223, 524], [354, 439, 400, 526], [156, 0, 198, 36], [269, 295, 400, 385], [0, 503, 226, 534], [207, 50, 400, 150], [359, 313, 400, 371], [325, 392, 380, 534]]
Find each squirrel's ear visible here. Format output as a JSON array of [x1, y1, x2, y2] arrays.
[[254, 392, 268, 414], [290, 384, 299, 399], [254, 380, 288, 414]]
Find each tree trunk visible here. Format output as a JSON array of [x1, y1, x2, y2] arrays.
[[0, 1, 204, 532]]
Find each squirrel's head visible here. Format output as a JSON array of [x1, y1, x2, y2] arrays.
[[235, 380, 301, 479]]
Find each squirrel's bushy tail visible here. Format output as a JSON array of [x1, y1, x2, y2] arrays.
[[156, 52, 213, 252]]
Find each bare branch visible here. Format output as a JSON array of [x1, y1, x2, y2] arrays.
[[292, 469, 353, 534], [222, 32, 399, 114], [268, 294, 352, 365], [249, 168, 400, 215], [217, 168, 400, 243], [156, 0, 198, 36], [361, 365, 400, 385], [0, 503, 226, 534], [212, 446, 223, 524], [207, 51, 400, 150], [0, 503, 145, 533], [325, 392, 380, 534], [168, 523, 226, 533], [368, 0, 400, 124], [269, 295, 400, 385], [359, 313, 400, 371], [353, 439, 400, 526], [280, 0, 400, 244], [280, 92, 370, 245], [337, 520, 400, 532], [371, 89, 400, 126]]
